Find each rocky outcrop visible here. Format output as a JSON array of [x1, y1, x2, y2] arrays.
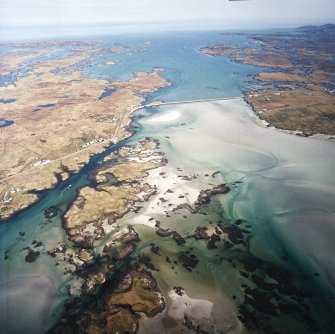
[[44, 206, 58, 219], [49, 267, 165, 334], [195, 184, 230, 206], [106, 269, 165, 317]]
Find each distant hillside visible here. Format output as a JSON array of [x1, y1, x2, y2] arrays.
[[298, 23, 335, 32]]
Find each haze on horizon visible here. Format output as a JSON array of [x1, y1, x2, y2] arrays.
[[0, 0, 334, 39]]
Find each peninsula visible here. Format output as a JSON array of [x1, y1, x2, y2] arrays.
[[201, 24, 335, 136]]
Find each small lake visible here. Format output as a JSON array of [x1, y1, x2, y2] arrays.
[[0, 118, 14, 128]]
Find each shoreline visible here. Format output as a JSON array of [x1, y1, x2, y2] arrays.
[[2, 90, 333, 225], [200, 25, 335, 138], [132, 98, 335, 333], [243, 96, 335, 140], [0, 64, 171, 222], [1, 97, 334, 333], [1, 30, 335, 333]]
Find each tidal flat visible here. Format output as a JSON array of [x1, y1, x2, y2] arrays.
[[1, 28, 334, 333], [132, 98, 335, 333]]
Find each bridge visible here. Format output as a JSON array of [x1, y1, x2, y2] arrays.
[[0, 96, 244, 184], [144, 95, 244, 108]]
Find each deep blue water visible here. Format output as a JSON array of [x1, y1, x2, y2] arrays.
[[98, 87, 117, 100], [0, 118, 14, 128], [0, 98, 16, 104], [322, 82, 335, 95], [32, 103, 57, 112]]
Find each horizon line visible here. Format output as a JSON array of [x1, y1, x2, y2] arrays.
[[0, 21, 334, 42]]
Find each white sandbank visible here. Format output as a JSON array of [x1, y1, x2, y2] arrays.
[[167, 289, 213, 320], [146, 110, 181, 123]]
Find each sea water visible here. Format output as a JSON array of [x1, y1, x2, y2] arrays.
[[134, 99, 335, 332], [0, 30, 334, 333], [83, 31, 262, 101]]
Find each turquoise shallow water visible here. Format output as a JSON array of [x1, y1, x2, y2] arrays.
[[136, 100, 335, 332], [0, 30, 334, 333]]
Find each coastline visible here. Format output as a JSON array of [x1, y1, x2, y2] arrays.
[[243, 97, 335, 140], [200, 25, 335, 138], [1, 96, 335, 333], [0, 63, 170, 222], [131, 98, 335, 332], [1, 29, 335, 334], [2, 92, 334, 332]]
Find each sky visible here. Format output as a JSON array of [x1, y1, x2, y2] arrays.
[[0, 0, 334, 33]]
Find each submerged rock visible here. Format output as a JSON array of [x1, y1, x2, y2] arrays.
[[183, 314, 209, 334], [243, 257, 257, 273], [207, 233, 220, 249], [244, 287, 277, 316], [173, 286, 185, 296], [172, 202, 197, 214], [25, 249, 40, 263], [194, 226, 210, 240], [156, 227, 173, 237], [172, 231, 185, 245], [150, 244, 160, 255], [225, 225, 244, 245], [44, 206, 58, 219], [251, 274, 276, 290], [178, 252, 199, 272]]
